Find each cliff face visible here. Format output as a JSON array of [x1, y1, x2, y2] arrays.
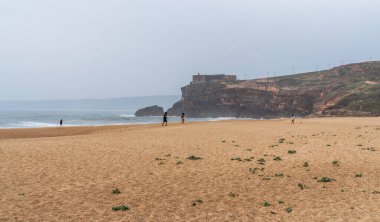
[[169, 83, 316, 118], [169, 62, 380, 118]]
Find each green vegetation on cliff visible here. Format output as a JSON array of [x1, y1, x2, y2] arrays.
[[272, 61, 380, 115], [169, 61, 380, 117]]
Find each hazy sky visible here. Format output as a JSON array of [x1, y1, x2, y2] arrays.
[[1, 0, 379, 100]]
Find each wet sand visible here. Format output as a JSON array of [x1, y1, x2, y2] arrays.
[[1, 118, 379, 221]]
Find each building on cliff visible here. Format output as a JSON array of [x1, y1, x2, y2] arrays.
[[192, 73, 237, 84]]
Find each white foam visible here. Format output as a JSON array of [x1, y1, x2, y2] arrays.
[[16, 121, 58, 128], [119, 114, 135, 118], [207, 117, 237, 121]]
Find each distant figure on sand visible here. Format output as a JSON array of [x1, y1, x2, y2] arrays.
[[291, 114, 295, 125], [60, 119, 63, 127], [181, 113, 185, 125], [162, 112, 168, 126]]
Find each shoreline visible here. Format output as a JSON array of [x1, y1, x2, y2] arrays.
[[0, 119, 247, 139], [1, 115, 378, 131], [1, 117, 379, 140]]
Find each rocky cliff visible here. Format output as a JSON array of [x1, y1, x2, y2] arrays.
[[168, 61, 380, 118], [135, 105, 164, 116]]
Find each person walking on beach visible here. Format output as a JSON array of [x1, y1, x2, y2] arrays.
[[181, 113, 185, 125], [60, 119, 63, 127], [291, 114, 295, 125], [162, 112, 168, 126]]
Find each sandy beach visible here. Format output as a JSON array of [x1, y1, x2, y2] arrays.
[[0, 118, 379, 221]]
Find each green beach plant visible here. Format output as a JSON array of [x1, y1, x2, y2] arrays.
[[257, 158, 266, 165], [231, 157, 242, 161], [187, 155, 202, 160], [317, 177, 335, 182], [112, 205, 130, 211], [112, 189, 121, 194], [192, 199, 203, 206], [228, 192, 238, 198], [298, 183, 306, 190], [285, 207, 293, 213]]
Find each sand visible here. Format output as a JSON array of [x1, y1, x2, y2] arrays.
[[0, 118, 379, 221]]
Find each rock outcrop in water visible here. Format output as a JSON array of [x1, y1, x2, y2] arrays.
[[135, 105, 164, 116], [168, 62, 380, 118]]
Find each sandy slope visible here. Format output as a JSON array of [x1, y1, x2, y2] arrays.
[[0, 118, 379, 221]]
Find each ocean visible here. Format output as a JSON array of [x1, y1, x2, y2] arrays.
[[0, 110, 237, 128]]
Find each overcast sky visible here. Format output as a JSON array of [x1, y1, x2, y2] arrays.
[[1, 0, 379, 100]]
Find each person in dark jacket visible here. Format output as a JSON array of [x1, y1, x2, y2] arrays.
[[162, 112, 168, 126], [181, 113, 185, 125]]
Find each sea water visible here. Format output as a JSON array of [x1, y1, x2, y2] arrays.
[[0, 110, 238, 128]]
